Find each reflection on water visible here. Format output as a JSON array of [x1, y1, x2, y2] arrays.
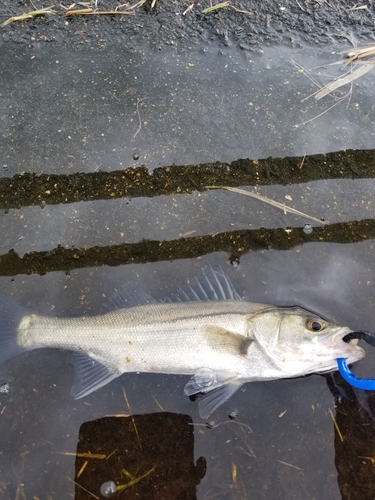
[[1, 158, 375, 497], [1, 243, 375, 498], [1, 41, 375, 500], [327, 373, 375, 500], [74, 413, 206, 500]]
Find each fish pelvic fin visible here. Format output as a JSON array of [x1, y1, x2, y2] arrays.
[[198, 383, 242, 420], [184, 368, 243, 419], [0, 294, 33, 364], [71, 353, 121, 399]]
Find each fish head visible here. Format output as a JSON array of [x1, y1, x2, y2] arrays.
[[247, 306, 365, 376]]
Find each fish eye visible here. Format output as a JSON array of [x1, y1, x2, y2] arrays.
[[307, 319, 324, 332]]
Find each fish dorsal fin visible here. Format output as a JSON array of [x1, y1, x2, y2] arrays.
[[100, 282, 158, 313], [101, 265, 240, 312], [167, 265, 242, 303], [184, 368, 242, 419], [71, 353, 121, 399]]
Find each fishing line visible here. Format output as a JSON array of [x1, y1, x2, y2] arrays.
[[338, 330, 375, 390]]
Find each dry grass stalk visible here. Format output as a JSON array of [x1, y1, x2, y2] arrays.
[[202, 1, 229, 14], [117, 466, 156, 492], [206, 186, 328, 226], [314, 44, 375, 100], [66, 8, 134, 15], [315, 62, 374, 100], [346, 45, 375, 63], [231, 5, 252, 14], [291, 44, 375, 127], [128, 0, 147, 9], [2, 7, 55, 26]]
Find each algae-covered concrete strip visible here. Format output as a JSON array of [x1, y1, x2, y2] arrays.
[[0, 219, 374, 276], [0, 149, 374, 209]]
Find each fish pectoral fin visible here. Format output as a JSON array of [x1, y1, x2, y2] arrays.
[[71, 353, 121, 399], [184, 368, 242, 419], [205, 326, 253, 356]]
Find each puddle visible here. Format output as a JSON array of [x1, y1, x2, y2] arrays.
[[1, 42, 375, 499], [1, 43, 374, 175]]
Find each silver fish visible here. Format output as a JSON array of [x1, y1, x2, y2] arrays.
[[0, 267, 365, 419]]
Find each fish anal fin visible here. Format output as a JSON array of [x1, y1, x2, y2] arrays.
[[71, 353, 121, 399], [204, 326, 253, 356]]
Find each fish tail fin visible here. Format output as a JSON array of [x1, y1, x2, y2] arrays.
[[0, 294, 32, 364]]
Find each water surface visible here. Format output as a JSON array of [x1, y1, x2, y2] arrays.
[[1, 41, 375, 499]]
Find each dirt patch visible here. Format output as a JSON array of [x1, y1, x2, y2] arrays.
[[1, 0, 374, 51]]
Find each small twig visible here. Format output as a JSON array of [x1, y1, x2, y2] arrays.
[[189, 419, 252, 433], [133, 97, 149, 139], [183, 2, 196, 15], [117, 466, 156, 492], [329, 407, 344, 442], [60, 3, 76, 10], [290, 59, 324, 98], [77, 460, 88, 478], [152, 394, 165, 411], [295, 0, 307, 12], [59, 451, 106, 459], [277, 460, 303, 471], [297, 154, 306, 169], [116, 2, 130, 10], [68, 477, 99, 499], [346, 4, 368, 10], [122, 387, 142, 449], [293, 89, 352, 128], [231, 5, 252, 14], [128, 0, 147, 9]]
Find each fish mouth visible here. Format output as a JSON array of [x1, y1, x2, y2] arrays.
[[323, 328, 366, 363], [343, 330, 375, 348]]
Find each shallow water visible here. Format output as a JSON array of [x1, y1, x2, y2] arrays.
[[1, 41, 375, 499], [1, 43, 374, 175]]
